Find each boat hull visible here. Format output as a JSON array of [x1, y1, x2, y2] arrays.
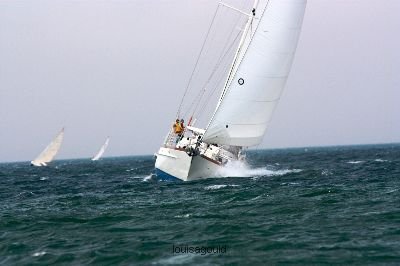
[[155, 147, 223, 181], [30, 161, 47, 167]]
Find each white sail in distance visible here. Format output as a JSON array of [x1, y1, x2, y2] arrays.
[[202, 0, 307, 146], [31, 128, 64, 166], [92, 137, 110, 161]]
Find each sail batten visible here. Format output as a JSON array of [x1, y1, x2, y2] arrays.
[[202, 0, 307, 146]]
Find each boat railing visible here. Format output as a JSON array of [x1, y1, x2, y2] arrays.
[[163, 130, 178, 148]]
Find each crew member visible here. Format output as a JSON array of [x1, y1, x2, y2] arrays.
[[173, 119, 183, 134]]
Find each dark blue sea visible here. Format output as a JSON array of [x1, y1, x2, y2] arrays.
[[1, 144, 399, 265]]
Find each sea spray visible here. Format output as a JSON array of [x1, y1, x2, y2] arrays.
[[216, 160, 302, 178]]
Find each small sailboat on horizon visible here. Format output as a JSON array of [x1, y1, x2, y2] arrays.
[[31, 127, 64, 167], [92, 136, 110, 161]]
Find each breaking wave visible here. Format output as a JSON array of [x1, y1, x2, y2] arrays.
[[347, 160, 364, 164], [204, 184, 239, 190], [216, 160, 302, 178]]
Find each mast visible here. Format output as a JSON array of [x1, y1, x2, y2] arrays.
[[205, 0, 259, 132], [202, 0, 307, 147]]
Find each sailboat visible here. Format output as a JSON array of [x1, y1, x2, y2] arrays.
[[31, 127, 64, 167], [154, 0, 307, 181], [91, 136, 110, 161]]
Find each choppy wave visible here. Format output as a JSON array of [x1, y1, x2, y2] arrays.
[[1, 144, 399, 265], [204, 184, 239, 190], [347, 160, 365, 164], [374, 158, 389, 162], [174, 213, 191, 218], [32, 251, 46, 257]]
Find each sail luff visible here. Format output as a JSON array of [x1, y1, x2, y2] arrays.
[[92, 137, 110, 161], [31, 128, 64, 166], [203, 1, 258, 135], [202, 0, 307, 146]]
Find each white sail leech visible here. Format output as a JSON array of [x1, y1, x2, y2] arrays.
[[92, 137, 110, 161], [31, 128, 64, 167], [203, 0, 307, 147]]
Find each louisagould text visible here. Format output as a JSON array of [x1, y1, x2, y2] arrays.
[[172, 245, 227, 256]]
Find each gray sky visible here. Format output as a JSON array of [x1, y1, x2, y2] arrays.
[[1, 0, 399, 163]]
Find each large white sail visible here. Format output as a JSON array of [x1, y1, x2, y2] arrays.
[[31, 128, 64, 166], [92, 137, 110, 161], [202, 0, 307, 146]]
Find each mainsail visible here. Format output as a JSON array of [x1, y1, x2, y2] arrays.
[[31, 128, 64, 166], [202, 0, 307, 146], [92, 137, 110, 161]]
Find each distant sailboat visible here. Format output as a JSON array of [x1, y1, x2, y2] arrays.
[[92, 137, 110, 161], [31, 128, 64, 167]]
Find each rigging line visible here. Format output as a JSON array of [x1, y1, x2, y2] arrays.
[[181, 7, 226, 118], [176, 4, 221, 119], [196, 19, 249, 118], [185, 86, 206, 118], [192, 1, 249, 121], [194, 71, 227, 122], [221, 0, 271, 102], [191, 27, 244, 120], [204, 11, 246, 88], [180, 1, 249, 120], [202, 0, 270, 138], [215, 0, 249, 66], [187, 5, 248, 122]]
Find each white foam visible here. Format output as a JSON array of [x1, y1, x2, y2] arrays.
[[174, 214, 191, 218], [280, 182, 300, 186], [128, 175, 153, 181], [374, 159, 389, 162], [32, 251, 46, 257], [39, 176, 48, 181], [204, 184, 239, 190], [216, 160, 302, 179], [347, 160, 364, 164], [143, 175, 153, 182], [321, 170, 332, 176]]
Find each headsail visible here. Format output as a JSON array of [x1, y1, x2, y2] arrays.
[[202, 0, 307, 146], [92, 137, 110, 161], [31, 128, 64, 166]]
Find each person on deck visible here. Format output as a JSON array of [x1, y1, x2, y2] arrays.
[[173, 119, 183, 135], [173, 119, 184, 144], [180, 119, 185, 132]]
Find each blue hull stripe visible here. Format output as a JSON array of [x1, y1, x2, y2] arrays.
[[155, 168, 181, 181]]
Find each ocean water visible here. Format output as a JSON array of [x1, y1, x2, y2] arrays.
[[1, 144, 399, 265]]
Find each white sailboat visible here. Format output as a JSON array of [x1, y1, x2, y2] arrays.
[[91, 136, 110, 161], [154, 0, 307, 181], [31, 127, 64, 167]]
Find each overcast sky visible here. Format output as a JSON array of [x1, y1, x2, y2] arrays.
[[1, 0, 399, 163]]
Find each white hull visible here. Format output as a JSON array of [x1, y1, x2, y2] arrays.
[[30, 161, 47, 167], [155, 147, 224, 181]]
